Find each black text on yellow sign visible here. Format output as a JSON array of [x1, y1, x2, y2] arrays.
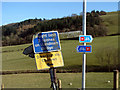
[[35, 51, 64, 70]]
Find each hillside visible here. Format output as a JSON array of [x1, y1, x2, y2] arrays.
[[1, 11, 119, 89], [100, 11, 119, 35], [2, 10, 108, 46], [2, 11, 119, 71], [2, 35, 119, 71]]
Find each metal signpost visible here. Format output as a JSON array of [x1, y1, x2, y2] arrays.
[[33, 31, 64, 90], [82, 0, 87, 89], [79, 0, 93, 89]]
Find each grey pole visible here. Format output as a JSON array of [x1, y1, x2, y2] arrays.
[[82, 0, 86, 89], [49, 68, 57, 90]]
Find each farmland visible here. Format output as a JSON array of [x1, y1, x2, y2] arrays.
[[1, 11, 119, 88], [2, 35, 118, 71], [2, 11, 119, 71]]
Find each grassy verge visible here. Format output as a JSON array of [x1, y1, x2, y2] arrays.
[[2, 73, 114, 88]]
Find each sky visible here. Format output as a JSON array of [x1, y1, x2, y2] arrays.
[[1, 2, 119, 25]]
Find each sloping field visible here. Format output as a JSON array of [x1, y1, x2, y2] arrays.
[[2, 12, 119, 71], [2, 35, 118, 71], [100, 12, 118, 35], [1, 12, 119, 89]]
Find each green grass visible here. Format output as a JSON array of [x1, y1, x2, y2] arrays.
[[2, 43, 31, 52], [2, 12, 119, 71], [100, 12, 118, 35], [2, 73, 114, 88], [2, 35, 118, 71], [1, 12, 119, 89]]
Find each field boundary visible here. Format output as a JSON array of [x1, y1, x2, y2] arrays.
[[1, 69, 118, 75], [1, 70, 81, 75]]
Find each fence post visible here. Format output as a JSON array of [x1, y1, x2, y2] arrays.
[[113, 70, 119, 90], [58, 79, 61, 90], [1, 84, 4, 90]]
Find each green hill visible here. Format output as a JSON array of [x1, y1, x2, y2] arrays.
[[1, 11, 119, 89], [2, 11, 119, 71], [2, 10, 107, 46]]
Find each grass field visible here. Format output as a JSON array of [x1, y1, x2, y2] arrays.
[[2, 35, 118, 71], [2, 73, 114, 88], [1, 11, 119, 89], [2, 11, 119, 71]]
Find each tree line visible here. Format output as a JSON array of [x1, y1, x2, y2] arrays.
[[2, 10, 107, 46]]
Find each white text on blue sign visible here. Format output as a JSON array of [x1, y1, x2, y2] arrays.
[[33, 31, 60, 53], [77, 45, 92, 53]]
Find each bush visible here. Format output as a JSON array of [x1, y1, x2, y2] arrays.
[[100, 11, 107, 15], [87, 24, 108, 37], [2, 10, 108, 46], [95, 47, 119, 72]]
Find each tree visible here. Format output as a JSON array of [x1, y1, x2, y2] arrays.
[[43, 18, 46, 21], [86, 26, 95, 37], [100, 11, 107, 15], [95, 47, 118, 72], [112, 49, 119, 69], [71, 14, 78, 17], [96, 11, 100, 15]]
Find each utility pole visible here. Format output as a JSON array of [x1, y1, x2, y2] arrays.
[[82, 0, 86, 89]]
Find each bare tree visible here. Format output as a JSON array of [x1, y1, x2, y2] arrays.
[[95, 47, 118, 72], [104, 47, 113, 72], [112, 49, 118, 69]]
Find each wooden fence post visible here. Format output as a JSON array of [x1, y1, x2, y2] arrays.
[[113, 70, 119, 90], [1, 84, 4, 90], [58, 79, 61, 90]]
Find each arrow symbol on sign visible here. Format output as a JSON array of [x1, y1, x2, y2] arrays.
[[79, 35, 93, 43], [76, 45, 92, 53]]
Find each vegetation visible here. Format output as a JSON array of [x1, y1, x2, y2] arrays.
[[2, 35, 119, 71], [2, 10, 108, 46], [95, 47, 118, 72], [100, 11, 119, 35], [1, 11, 119, 88], [1, 11, 119, 71]]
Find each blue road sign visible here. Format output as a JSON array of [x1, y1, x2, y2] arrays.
[[77, 45, 92, 53], [33, 31, 61, 53], [79, 35, 93, 43]]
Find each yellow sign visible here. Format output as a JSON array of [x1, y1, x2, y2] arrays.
[[35, 51, 64, 70]]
